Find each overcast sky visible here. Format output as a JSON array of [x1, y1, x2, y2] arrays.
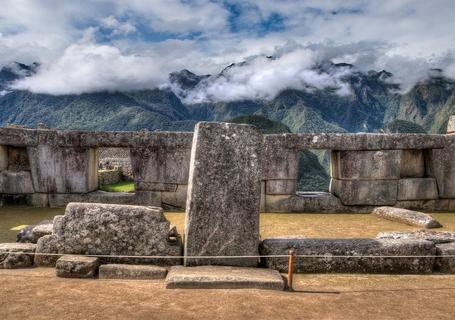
[[1, 0, 455, 98]]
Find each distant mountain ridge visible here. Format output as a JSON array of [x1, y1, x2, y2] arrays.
[[1, 60, 454, 134]]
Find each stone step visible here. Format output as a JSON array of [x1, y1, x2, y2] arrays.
[[165, 266, 285, 290], [99, 264, 168, 280]]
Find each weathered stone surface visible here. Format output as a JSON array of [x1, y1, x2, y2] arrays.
[[31, 223, 53, 243], [0, 145, 8, 170], [376, 230, 455, 244], [400, 150, 425, 178], [372, 207, 442, 228], [46, 203, 182, 265], [263, 133, 445, 151], [27, 193, 49, 207], [0, 243, 36, 269], [264, 192, 372, 213], [331, 150, 401, 180], [28, 145, 98, 193], [7, 146, 30, 171], [0, 170, 34, 194], [161, 184, 187, 210], [165, 266, 285, 290], [265, 179, 297, 195], [184, 122, 262, 267], [397, 178, 438, 200], [396, 199, 450, 211], [134, 191, 162, 207], [48, 191, 138, 207], [260, 238, 435, 273], [427, 139, 455, 198], [56, 255, 99, 278], [435, 242, 455, 273], [261, 146, 298, 180], [34, 234, 61, 267], [447, 115, 455, 134], [330, 179, 397, 205], [99, 264, 168, 280]]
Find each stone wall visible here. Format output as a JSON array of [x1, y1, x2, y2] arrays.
[[1, 117, 455, 212]]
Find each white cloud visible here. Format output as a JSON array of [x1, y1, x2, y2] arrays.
[[100, 16, 136, 36]]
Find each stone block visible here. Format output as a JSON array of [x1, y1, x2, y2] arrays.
[[56, 255, 99, 278], [34, 234, 61, 267], [7, 146, 30, 171], [47, 203, 182, 265], [260, 238, 435, 274], [0, 171, 34, 194], [331, 150, 401, 180], [28, 145, 98, 193], [400, 150, 425, 178], [435, 242, 455, 273], [0, 145, 8, 171], [447, 115, 455, 134], [397, 178, 438, 200], [330, 179, 397, 206], [162, 184, 187, 210], [99, 264, 168, 280], [265, 179, 296, 195], [261, 146, 298, 180], [372, 207, 442, 229], [0, 243, 36, 269], [31, 223, 53, 243], [427, 142, 455, 198], [376, 231, 455, 244], [165, 266, 285, 290], [184, 122, 262, 267]]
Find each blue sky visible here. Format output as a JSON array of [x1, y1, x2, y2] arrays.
[[1, 0, 455, 98]]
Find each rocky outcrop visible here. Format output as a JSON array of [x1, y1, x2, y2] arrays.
[[184, 122, 262, 267], [372, 207, 442, 228], [260, 238, 436, 274]]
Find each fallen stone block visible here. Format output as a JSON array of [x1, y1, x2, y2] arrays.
[[435, 242, 455, 273], [99, 264, 168, 280], [165, 266, 285, 290], [56, 255, 99, 278], [397, 178, 438, 200], [40, 203, 182, 266], [260, 238, 435, 274], [330, 179, 398, 206], [0, 243, 36, 269], [376, 230, 455, 244], [184, 122, 262, 267], [372, 206, 442, 228]]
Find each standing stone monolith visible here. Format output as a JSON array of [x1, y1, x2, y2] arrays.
[[184, 122, 262, 267]]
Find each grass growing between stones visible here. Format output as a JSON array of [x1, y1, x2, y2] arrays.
[[99, 181, 135, 193]]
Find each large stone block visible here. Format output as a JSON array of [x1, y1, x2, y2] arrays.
[[99, 264, 168, 280], [184, 122, 262, 267], [0, 171, 34, 194], [331, 150, 401, 180], [397, 178, 438, 200], [265, 179, 297, 195], [260, 238, 435, 273], [372, 206, 442, 229], [0, 243, 36, 269], [435, 242, 455, 273], [28, 145, 98, 193], [427, 140, 455, 198], [56, 255, 99, 278], [7, 146, 30, 171], [261, 146, 298, 180], [0, 145, 8, 171], [330, 179, 397, 205], [165, 266, 285, 290], [130, 142, 191, 191], [39, 203, 182, 265], [400, 150, 425, 178]]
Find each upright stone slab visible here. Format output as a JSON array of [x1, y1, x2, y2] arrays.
[[184, 122, 262, 267]]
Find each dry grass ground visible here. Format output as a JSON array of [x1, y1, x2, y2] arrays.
[[1, 268, 454, 320]]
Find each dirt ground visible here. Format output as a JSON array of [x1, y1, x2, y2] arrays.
[[1, 268, 454, 320]]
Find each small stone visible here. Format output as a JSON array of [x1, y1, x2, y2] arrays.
[[99, 264, 168, 280], [56, 255, 99, 278], [165, 266, 285, 290], [372, 206, 442, 228]]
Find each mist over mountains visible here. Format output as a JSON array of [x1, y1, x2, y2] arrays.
[[1, 59, 454, 134]]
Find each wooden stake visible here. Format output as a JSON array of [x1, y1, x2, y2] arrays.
[[287, 248, 295, 291]]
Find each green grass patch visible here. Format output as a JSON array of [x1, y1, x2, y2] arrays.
[[99, 181, 135, 193]]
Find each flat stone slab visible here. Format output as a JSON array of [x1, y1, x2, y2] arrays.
[[56, 255, 99, 278], [260, 238, 435, 274], [435, 242, 455, 273], [99, 264, 167, 280], [372, 207, 442, 228], [0, 243, 36, 269], [184, 122, 262, 267], [377, 231, 455, 244], [165, 266, 285, 290]]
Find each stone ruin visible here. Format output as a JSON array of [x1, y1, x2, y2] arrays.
[[1, 119, 455, 288]]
